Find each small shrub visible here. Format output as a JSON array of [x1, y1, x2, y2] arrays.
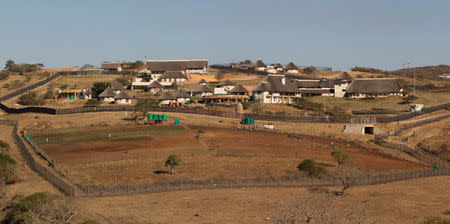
[[85, 99, 101, 107], [400, 95, 418, 104], [422, 216, 450, 224], [0, 152, 17, 184], [0, 71, 9, 80], [297, 159, 327, 178], [81, 220, 101, 224], [241, 101, 251, 110], [294, 98, 324, 113], [326, 106, 348, 118], [115, 77, 130, 86], [0, 140, 10, 153], [18, 91, 42, 105], [44, 89, 54, 99]]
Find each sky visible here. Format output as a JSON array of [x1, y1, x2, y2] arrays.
[[1, 0, 449, 71]]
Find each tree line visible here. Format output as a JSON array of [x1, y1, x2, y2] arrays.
[[4, 60, 44, 73]]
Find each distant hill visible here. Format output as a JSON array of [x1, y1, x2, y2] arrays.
[[390, 65, 450, 80]]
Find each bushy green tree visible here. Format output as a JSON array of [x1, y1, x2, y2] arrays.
[[165, 154, 181, 175], [297, 159, 327, 178], [91, 82, 111, 97], [85, 99, 101, 107], [331, 149, 352, 165], [115, 77, 130, 86], [135, 98, 159, 119]]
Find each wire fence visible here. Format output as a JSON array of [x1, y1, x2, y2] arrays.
[[76, 167, 450, 197], [0, 120, 76, 196]]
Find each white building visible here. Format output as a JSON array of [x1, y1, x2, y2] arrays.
[[158, 71, 188, 86], [98, 87, 116, 103], [284, 62, 299, 74], [252, 74, 301, 103], [254, 59, 267, 71], [101, 62, 123, 72], [113, 91, 132, 104]]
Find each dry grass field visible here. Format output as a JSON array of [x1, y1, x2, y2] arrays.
[[76, 176, 450, 224], [51, 74, 123, 89]]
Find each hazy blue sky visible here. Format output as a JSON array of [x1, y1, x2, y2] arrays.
[[1, 0, 449, 70]]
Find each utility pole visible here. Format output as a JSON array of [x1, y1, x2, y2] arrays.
[[413, 67, 416, 94]]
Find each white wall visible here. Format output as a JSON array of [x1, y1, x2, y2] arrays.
[[334, 83, 349, 97]]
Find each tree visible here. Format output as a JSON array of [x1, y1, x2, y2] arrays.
[[400, 95, 418, 104], [336, 165, 358, 196], [91, 82, 111, 97], [297, 159, 327, 178], [115, 77, 130, 86], [134, 98, 159, 119], [3, 192, 77, 224], [165, 154, 181, 175], [44, 89, 55, 100], [124, 60, 145, 69], [85, 99, 101, 107], [331, 149, 352, 165], [215, 70, 226, 81], [4, 60, 15, 71], [303, 66, 316, 74]]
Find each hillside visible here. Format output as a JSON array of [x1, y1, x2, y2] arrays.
[[390, 65, 450, 80]]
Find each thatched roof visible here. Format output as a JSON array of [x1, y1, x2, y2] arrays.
[[284, 62, 298, 70], [98, 87, 115, 98], [101, 62, 122, 69], [216, 79, 235, 87], [174, 89, 189, 98], [253, 74, 299, 93], [158, 92, 176, 100], [346, 78, 403, 94], [111, 81, 125, 91], [228, 84, 248, 93], [294, 79, 334, 88], [148, 81, 163, 88], [159, 71, 187, 79], [113, 91, 131, 100], [199, 79, 207, 84], [336, 72, 353, 81], [254, 59, 266, 68], [273, 63, 283, 69], [298, 89, 333, 94], [147, 60, 208, 72], [186, 84, 213, 93]]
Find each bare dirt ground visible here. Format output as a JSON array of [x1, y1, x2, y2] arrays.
[[77, 176, 450, 224], [31, 123, 423, 185]]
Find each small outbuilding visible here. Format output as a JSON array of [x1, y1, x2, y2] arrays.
[[98, 87, 116, 102], [113, 91, 132, 104], [158, 92, 176, 105]]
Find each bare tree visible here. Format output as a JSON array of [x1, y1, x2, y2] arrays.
[[215, 70, 226, 81], [336, 165, 358, 196]]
